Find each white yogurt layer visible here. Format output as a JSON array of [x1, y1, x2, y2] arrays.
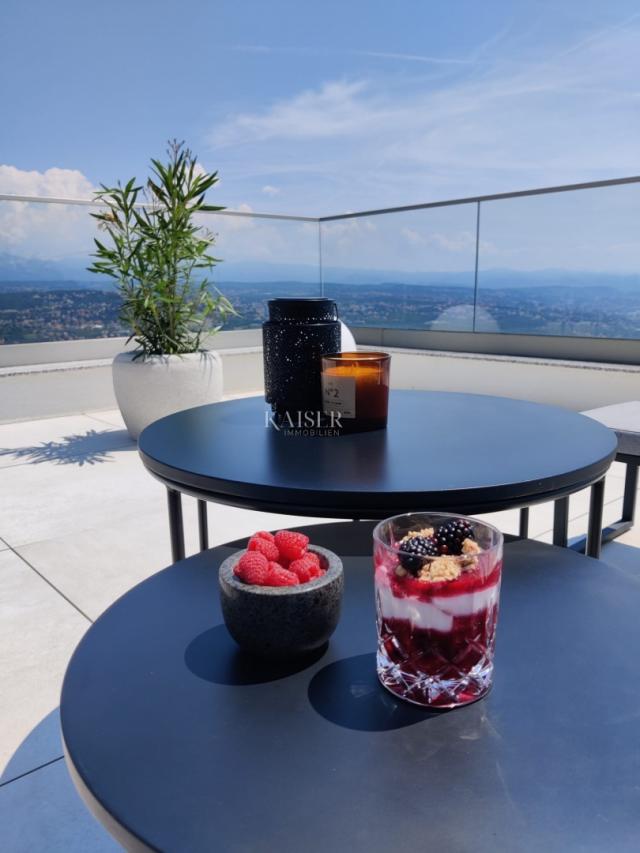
[[376, 575, 499, 633]]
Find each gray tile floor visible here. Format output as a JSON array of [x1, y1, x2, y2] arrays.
[[1, 407, 638, 850]]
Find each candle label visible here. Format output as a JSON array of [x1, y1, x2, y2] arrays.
[[322, 373, 356, 419]]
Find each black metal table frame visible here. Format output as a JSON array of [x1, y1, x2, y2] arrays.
[[137, 392, 618, 565], [160, 470, 611, 564], [559, 451, 637, 557], [518, 454, 638, 560]]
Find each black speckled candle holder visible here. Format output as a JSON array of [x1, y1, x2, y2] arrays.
[[263, 297, 341, 425], [218, 545, 344, 659]]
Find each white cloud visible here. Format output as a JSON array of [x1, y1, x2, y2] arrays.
[[191, 161, 209, 179], [199, 210, 319, 269], [0, 166, 98, 259], [261, 185, 280, 196], [211, 80, 385, 146], [0, 165, 95, 199], [209, 18, 640, 215], [353, 50, 473, 66], [401, 227, 477, 252], [320, 207, 480, 273], [203, 202, 255, 233], [227, 43, 474, 66]]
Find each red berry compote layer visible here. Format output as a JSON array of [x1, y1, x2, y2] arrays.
[[374, 535, 502, 709]]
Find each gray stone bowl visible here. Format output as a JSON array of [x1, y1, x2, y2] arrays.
[[219, 545, 344, 659]]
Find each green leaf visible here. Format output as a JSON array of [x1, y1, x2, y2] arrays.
[[86, 139, 234, 353]]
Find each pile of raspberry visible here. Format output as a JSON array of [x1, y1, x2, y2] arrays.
[[234, 530, 325, 587]]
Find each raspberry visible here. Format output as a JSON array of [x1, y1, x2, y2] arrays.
[[255, 530, 275, 543], [289, 555, 318, 583], [247, 535, 279, 561], [308, 564, 324, 579], [274, 530, 309, 562], [236, 551, 269, 583], [242, 562, 271, 585], [291, 564, 312, 583], [266, 562, 300, 587], [305, 551, 321, 567]]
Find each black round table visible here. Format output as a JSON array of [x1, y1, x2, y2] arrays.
[[138, 391, 616, 560], [61, 521, 640, 853]]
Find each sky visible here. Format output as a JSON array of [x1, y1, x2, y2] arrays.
[[0, 0, 639, 270]]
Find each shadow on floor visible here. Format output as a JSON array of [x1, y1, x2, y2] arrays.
[[0, 429, 135, 466], [0, 709, 118, 851], [0, 709, 62, 786]]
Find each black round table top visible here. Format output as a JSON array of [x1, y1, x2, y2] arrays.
[[138, 391, 616, 517], [61, 521, 640, 853]]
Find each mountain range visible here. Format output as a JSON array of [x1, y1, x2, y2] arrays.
[[0, 251, 638, 292]]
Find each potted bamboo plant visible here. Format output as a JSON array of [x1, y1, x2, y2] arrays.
[[88, 140, 235, 439]]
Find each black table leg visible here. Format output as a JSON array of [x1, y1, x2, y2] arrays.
[[621, 462, 638, 528], [198, 500, 209, 552], [519, 507, 530, 539], [572, 462, 638, 554], [553, 497, 569, 548], [167, 488, 185, 562], [586, 478, 605, 559]]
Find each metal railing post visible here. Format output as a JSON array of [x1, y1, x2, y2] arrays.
[[473, 201, 481, 333]]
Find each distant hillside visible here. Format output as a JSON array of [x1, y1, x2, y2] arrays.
[[0, 252, 101, 283], [0, 250, 637, 292], [0, 279, 114, 292]]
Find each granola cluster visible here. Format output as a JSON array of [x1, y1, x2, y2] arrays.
[[395, 521, 482, 582], [418, 555, 461, 582], [460, 537, 481, 570]]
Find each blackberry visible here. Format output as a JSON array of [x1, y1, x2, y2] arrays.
[[398, 535, 438, 574], [434, 519, 474, 555]]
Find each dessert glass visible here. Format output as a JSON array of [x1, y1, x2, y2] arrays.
[[373, 512, 503, 709]]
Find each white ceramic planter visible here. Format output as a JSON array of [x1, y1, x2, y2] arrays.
[[112, 351, 224, 439]]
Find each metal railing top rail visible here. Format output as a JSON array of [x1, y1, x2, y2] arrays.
[[0, 193, 316, 223], [2, 174, 640, 224], [318, 175, 640, 221]]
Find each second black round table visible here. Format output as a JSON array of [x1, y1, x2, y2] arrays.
[[61, 521, 640, 852], [138, 391, 616, 561]]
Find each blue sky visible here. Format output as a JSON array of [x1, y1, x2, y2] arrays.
[[0, 0, 639, 270], [2, 0, 640, 212]]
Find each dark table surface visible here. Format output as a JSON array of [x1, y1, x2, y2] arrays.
[[61, 521, 640, 853], [138, 391, 617, 517]]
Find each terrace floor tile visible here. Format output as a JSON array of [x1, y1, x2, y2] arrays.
[[0, 443, 158, 548], [16, 501, 333, 621], [0, 414, 129, 470], [0, 550, 89, 780]]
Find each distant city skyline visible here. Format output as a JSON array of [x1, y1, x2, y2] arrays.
[[3, 277, 640, 345]]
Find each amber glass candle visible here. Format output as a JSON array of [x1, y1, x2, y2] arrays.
[[321, 352, 391, 432]]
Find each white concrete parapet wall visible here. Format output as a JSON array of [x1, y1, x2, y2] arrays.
[[377, 346, 640, 412], [0, 347, 264, 423], [1, 339, 639, 423]]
